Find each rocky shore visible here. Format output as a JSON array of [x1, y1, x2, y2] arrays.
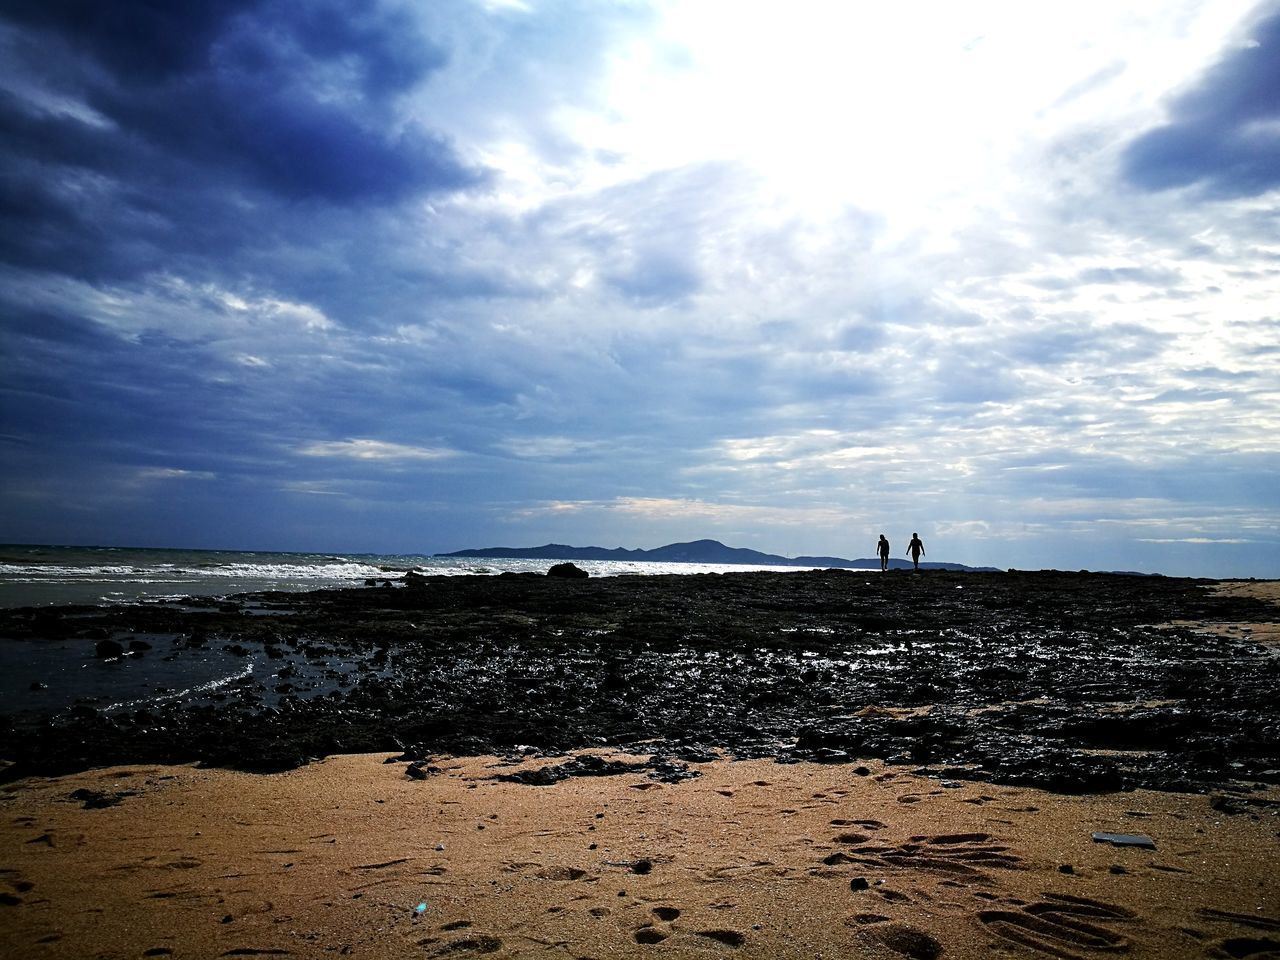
[[2, 569, 1278, 795]]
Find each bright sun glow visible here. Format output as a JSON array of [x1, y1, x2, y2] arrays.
[[557, 0, 1257, 232]]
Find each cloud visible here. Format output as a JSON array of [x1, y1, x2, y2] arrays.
[[135, 467, 216, 482], [1, 3, 1278, 575], [0, 0, 482, 285], [1138, 537, 1256, 544], [498, 436, 605, 459], [296, 439, 457, 461], [1123, 10, 1280, 197]]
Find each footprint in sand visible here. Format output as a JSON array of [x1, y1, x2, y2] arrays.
[[634, 927, 669, 944], [833, 832, 871, 844], [0, 869, 34, 905], [847, 912, 891, 926], [830, 832, 1023, 884], [652, 906, 681, 921], [696, 929, 746, 948], [867, 922, 944, 959], [534, 866, 588, 881], [877, 888, 912, 904], [978, 892, 1135, 957], [1192, 908, 1280, 959], [427, 936, 503, 955]]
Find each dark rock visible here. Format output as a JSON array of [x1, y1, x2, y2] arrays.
[[646, 757, 701, 783], [2, 567, 1278, 794], [850, 877, 870, 891], [67, 788, 135, 809], [500, 755, 644, 786], [94, 639, 125, 659], [546, 562, 589, 579], [673, 743, 719, 763]]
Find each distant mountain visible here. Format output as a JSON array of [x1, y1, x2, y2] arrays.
[[437, 538, 999, 572]]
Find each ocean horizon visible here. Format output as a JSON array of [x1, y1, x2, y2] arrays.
[[0, 543, 828, 608]]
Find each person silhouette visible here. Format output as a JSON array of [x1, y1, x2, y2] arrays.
[[906, 533, 925, 571], [877, 534, 890, 571]]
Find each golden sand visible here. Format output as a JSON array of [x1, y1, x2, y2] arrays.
[[3, 751, 1278, 959]]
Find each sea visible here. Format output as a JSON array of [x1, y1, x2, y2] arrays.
[[0, 544, 820, 609], [0, 544, 823, 717]]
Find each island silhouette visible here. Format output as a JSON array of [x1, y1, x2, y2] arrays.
[[437, 538, 997, 572]]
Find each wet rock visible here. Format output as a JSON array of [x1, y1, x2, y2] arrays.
[[546, 563, 589, 579], [94, 639, 124, 659], [67, 788, 136, 809], [2, 568, 1278, 791], [673, 743, 719, 763], [646, 758, 700, 783], [500, 755, 644, 786]]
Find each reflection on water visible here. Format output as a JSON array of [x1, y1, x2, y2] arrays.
[[0, 633, 392, 717]]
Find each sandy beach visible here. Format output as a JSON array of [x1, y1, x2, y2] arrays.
[[2, 574, 1278, 958], [2, 752, 1278, 959]]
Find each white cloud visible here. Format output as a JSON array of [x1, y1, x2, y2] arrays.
[[296, 439, 458, 461], [134, 468, 216, 481], [497, 436, 605, 459], [1139, 537, 1256, 544]]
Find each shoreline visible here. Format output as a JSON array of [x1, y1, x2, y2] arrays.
[[2, 570, 1279, 795], [2, 751, 1277, 959], [1, 574, 1277, 957]]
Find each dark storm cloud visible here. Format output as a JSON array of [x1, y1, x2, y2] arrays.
[[1123, 9, 1280, 197], [0, 0, 481, 282], [0, 307, 256, 464]]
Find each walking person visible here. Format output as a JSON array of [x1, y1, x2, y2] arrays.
[[877, 534, 891, 571], [906, 532, 926, 571]]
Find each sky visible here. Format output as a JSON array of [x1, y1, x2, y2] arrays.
[[1, 0, 1279, 577]]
